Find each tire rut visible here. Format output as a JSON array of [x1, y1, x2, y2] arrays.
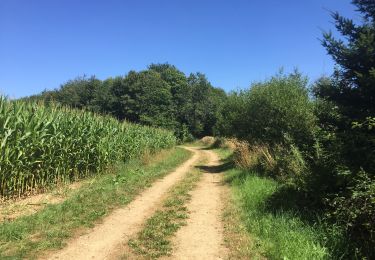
[[165, 149, 228, 260], [44, 147, 200, 260]]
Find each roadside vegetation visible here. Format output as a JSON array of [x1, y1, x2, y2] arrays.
[[215, 1, 375, 258], [214, 145, 339, 259], [127, 161, 204, 258], [0, 147, 191, 259]]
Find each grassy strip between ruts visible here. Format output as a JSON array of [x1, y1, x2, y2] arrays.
[[214, 147, 341, 260], [126, 155, 205, 259], [0, 147, 192, 259]]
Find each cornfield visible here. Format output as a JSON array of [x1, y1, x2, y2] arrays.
[[0, 97, 176, 198]]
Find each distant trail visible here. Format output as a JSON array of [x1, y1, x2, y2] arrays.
[[166, 149, 228, 260], [45, 147, 200, 260]]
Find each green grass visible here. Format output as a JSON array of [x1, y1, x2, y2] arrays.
[[0, 147, 191, 259], [127, 162, 204, 258], [215, 148, 341, 260]]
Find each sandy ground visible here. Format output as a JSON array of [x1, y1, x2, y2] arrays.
[[0, 182, 84, 223], [166, 149, 227, 260], [45, 147, 201, 260]]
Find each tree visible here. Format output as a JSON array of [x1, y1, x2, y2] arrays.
[[319, 0, 375, 120], [55, 76, 101, 109], [148, 63, 192, 137], [188, 73, 222, 137], [313, 2, 375, 256], [314, 0, 375, 173], [21, 63, 226, 139], [136, 70, 176, 129], [217, 72, 315, 149]]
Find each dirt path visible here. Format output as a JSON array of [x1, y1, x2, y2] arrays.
[[46, 147, 201, 260], [166, 149, 228, 260]]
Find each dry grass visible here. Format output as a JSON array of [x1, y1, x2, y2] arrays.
[[211, 138, 238, 150], [140, 149, 172, 166], [0, 180, 87, 223], [223, 138, 237, 150], [232, 141, 276, 173], [200, 136, 215, 146], [233, 141, 254, 169], [208, 137, 277, 173]]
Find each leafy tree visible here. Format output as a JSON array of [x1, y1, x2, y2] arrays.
[[217, 71, 316, 149], [55, 76, 101, 109], [187, 73, 225, 137], [148, 63, 192, 136], [90, 78, 114, 114], [22, 63, 226, 139], [108, 73, 140, 121], [214, 91, 248, 137], [135, 70, 175, 129]]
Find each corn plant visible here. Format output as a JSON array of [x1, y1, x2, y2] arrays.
[[0, 97, 176, 198]]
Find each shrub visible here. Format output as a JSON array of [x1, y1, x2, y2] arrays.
[[233, 141, 254, 170], [327, 171, 375, 259], [200, 136, 215, 146], [232, 141, 307, 183]]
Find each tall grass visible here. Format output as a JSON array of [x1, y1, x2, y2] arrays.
[[0, 97, 176, 198], [214, 144, 346, 259], [228, 171, 329, 259]]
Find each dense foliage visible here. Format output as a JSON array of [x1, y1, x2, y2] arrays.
[[26, 64, 226, 141], [216, 1, 375, 257], [0, 97, 176, 198], [215, 71, 316, 148], [314, 1, 375, 256], [215, 72, 316, 183]]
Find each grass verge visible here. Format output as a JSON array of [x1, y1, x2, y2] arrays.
[[215, 147, 341, 260], [222, 186, 265, 260], [127, 159, 204, 258], [0, 147, 192, 259]]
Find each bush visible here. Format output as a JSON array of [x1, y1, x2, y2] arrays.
[[210, 137, 237, 149], [232, 141, 307, 183], [216, 71, 317, 158], [232, 141, 254, 169], [215, 67, 375, 257], [327, 171, 375, 259], [200, 136, 215, 146]]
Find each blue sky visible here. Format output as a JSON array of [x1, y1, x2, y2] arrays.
[[0, 0, 358, 98]]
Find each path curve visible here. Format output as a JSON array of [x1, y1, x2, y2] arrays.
[[45, 147, 200, 260]]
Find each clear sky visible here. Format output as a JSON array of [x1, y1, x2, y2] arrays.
[[0, 0, 358, 98]]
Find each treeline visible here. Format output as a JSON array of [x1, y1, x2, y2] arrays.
[[216, 1, 374, 258], [26, 64, 226, 141]]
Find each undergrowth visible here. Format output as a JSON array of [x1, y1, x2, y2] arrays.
[[215, 147, 346, 260]]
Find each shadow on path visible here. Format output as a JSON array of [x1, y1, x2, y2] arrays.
[[195, 161, 234, 174]]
